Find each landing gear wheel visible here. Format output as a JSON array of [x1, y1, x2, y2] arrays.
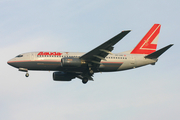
[[25, 73, 29, 77], [89, 70, 94, 74], [82, 77, 88, 84]]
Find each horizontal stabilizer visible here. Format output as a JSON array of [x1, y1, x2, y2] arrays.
[[145, 44, 173, 59]]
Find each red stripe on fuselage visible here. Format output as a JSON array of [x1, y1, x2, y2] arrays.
[[8, 60, 124, 64], [8, 60, 61, 63], [101, 61, 123, 64]]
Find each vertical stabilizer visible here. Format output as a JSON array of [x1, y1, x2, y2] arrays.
[[131, 24, 161, 54]]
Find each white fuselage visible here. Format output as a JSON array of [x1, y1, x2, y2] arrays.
[[7, 51, 157, 73], [7, 24, 172, 84]]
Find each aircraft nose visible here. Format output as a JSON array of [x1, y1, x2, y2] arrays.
[[7, 59, 15, 67], [7, 58, 20, 68], [7, 59, 12, 66]]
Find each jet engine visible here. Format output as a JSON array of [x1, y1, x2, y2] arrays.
[[53, 72, 77, 81], [61, 57, 85, 68]]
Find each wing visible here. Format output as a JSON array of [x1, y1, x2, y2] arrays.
[[80, 30, 131, 70]]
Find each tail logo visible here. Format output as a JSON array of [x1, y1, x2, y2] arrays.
[[131, 24, 161, 54]]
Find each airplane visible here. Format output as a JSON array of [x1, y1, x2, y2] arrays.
[[7, 24, 173, 84]]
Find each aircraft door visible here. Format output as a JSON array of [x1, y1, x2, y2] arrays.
[[30, 53, 35, 60], [130, 56, 136, 65]]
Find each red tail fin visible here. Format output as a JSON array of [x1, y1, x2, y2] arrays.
[[130, 24, 161, 54]]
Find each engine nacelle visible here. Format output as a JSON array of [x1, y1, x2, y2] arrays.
[[53, 72, 76, 81], [61, 57, 85, 68]]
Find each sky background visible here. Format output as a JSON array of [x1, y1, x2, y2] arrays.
[[1, 0, 180, 120]]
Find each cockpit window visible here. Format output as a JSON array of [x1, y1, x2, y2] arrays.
[[16, 54, 23, 57]]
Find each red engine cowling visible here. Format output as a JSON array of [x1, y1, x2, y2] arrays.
[[53, 72, 76, 81]]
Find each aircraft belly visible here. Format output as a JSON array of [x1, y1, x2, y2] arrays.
[[10, 61, 87, 72], [35, 61, 62, 70], [99, 62, 123, 72], [12, 61, 61, 70]]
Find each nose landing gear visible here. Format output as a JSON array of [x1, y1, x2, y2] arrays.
[[19, 68, 29, 77], [25, 72, 29, 77]]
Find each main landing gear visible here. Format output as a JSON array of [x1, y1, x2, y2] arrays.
[[89, 67, 94, 75], [82, 77, 88, 84], [81, 67, 94, 84]]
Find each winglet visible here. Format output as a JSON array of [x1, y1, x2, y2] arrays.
[[145, 44, 174, 59]]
